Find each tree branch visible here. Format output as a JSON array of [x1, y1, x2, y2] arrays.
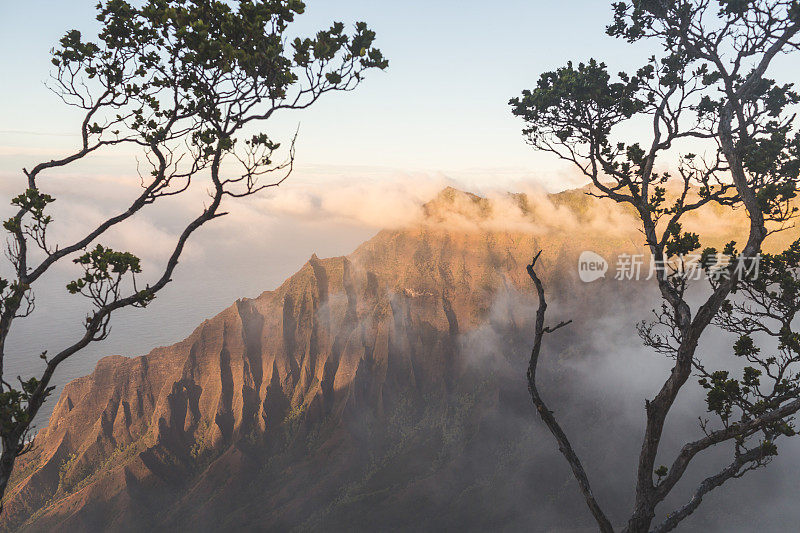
[[526, 251, 615, 533], [651, 445, 770, 533]]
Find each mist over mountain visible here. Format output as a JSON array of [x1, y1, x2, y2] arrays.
[[2, 187, 798, 532]]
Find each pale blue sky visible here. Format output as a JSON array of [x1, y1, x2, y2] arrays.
[[2, 1, 795, 189], [0, 0, 659, 191]]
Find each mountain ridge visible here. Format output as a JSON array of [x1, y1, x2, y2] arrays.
[[2, 185, 796, 532]]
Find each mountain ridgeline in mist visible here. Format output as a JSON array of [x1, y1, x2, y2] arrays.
[[2, 187, 796, 532]]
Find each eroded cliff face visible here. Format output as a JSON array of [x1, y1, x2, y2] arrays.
[[1, 188, 793, 532]]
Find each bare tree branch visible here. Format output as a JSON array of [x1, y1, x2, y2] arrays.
[[526, 251, 614, 533]]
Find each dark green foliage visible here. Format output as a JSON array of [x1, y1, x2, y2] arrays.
[[699, 370, 741, 423], [8, 190, 55, 226], [67, 245, 142, 292], [49, 0, 386, 148], [509, 59, 646, 148], [701, 238, 800, 461], [0, 377, 55, 452], [66, 245, 154, 308], [663, 222, 700, 258]]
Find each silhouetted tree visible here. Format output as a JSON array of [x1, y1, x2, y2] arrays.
[[512, 1, 799, 531], [0, 0, 386, 508]]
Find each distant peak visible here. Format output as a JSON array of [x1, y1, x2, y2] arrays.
[[423, 187, 492, 222], [435, 186, 485, 202]]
